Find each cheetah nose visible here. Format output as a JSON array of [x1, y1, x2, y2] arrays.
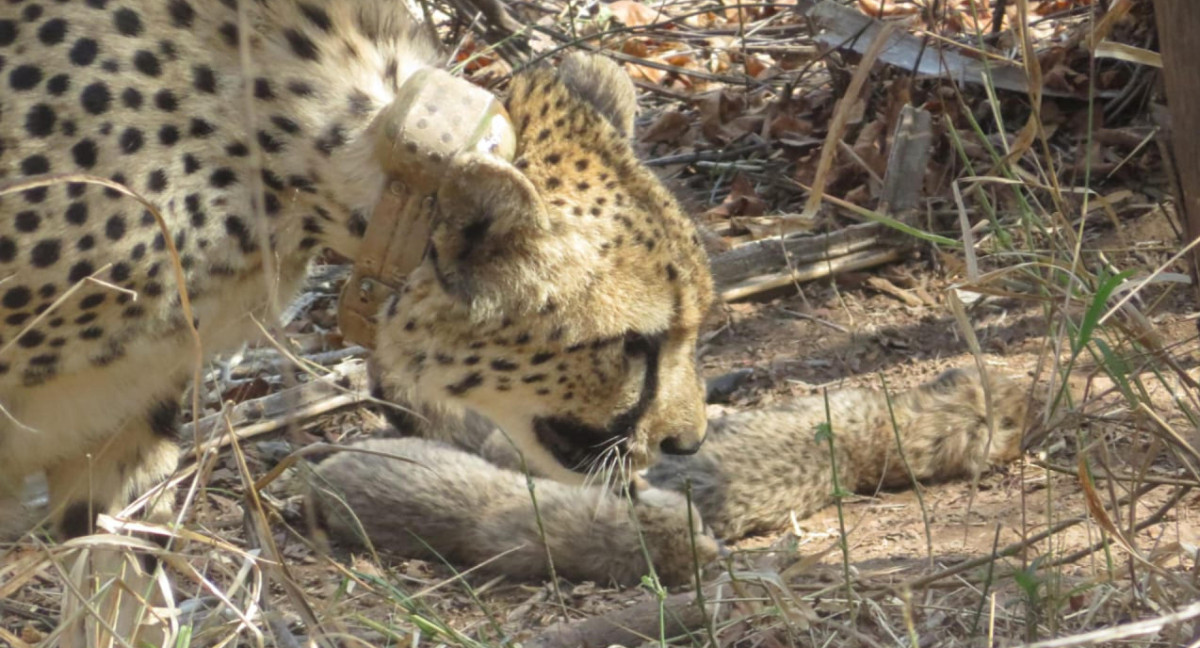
[[659, 435, 702, 455]]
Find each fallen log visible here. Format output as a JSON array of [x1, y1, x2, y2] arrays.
[[718, 247, 904, 302], [709, 221, 890, 289]]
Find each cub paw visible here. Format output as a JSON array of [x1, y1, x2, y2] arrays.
[[631, 486, 721, 585]]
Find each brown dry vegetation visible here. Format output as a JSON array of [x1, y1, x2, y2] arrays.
[[3, 1, 1199, 647]]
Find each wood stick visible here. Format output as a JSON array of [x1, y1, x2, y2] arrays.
[[719, 248, 904, 302], [879, 105, 932, 216], [708, 222, 889, 287], [181, 361, 369, 450]]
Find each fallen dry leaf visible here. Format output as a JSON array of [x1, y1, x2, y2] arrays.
[[695, 88, 766, 143], [704, 173, 767, 221], [640, 110, 691, 144], [618, 40, 698, 86], [741, 53, 770, 78], [1036, 0, 1094, 16], [768, 114, 813, 140], [608, 0, 669, 27], [452, 34, 502, 75], [857, 0, 919, 18]]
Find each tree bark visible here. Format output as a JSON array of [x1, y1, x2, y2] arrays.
[[1154, 1, 1200, 292]]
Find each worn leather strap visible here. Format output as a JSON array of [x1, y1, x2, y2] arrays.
[[338, 68, 516, 348]]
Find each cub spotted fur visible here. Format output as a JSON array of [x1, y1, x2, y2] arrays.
[[309, 437, 719, 586], [645, 366, 1028, 538], [0, 0, 711, 538], [313, 367, 1026, 583]]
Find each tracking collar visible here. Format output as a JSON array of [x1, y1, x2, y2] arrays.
[[338, 67, 516, 348]]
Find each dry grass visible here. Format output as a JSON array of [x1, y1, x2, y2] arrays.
[[2, 0, 1198, 646]]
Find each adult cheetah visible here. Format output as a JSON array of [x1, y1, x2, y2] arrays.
[[0, 0, 713, 538]]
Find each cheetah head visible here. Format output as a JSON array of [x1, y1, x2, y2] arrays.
[[372, 54, 714, 484]]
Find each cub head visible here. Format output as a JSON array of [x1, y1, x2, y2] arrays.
[[372, 53, 714, 483]]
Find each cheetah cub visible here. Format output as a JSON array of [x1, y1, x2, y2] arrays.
[[645, 367, 1029, 539], [314, 366, 1026, 584], [309, 437, 720, 587]]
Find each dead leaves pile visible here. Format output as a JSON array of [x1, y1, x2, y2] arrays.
[[578, 0, 1159, 240]]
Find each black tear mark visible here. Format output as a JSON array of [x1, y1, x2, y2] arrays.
[[622, 331, 653, 355], [533, 333, 664, 472]]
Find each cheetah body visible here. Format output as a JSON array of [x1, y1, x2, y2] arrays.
[[0, 0, 712, 534]]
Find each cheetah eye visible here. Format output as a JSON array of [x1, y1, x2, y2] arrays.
[[623, 331, 652, 355]]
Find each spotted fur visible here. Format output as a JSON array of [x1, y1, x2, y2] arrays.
[[646, 367, 1030, 538], [432, 366, 1029, 542], [309, 366, 1027, 582], [371, 58, 713, 484], [0, 0, 712, 536]]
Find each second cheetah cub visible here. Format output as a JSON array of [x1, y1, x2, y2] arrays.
[[645, 367, 1030, 539]]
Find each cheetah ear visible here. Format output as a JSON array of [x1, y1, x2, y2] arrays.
[[557, 53, 638, 137], [435, 151, 549, 233], [428, 152, 551, 299]]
